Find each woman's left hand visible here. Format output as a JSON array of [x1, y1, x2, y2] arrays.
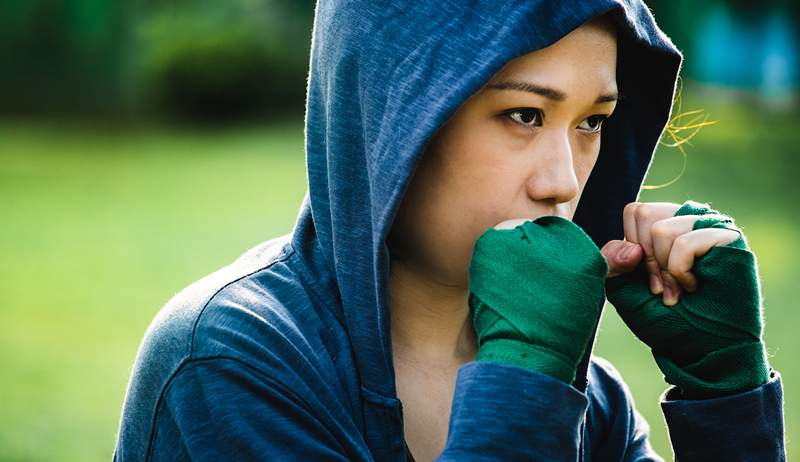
[[599, 200, 771, 399]]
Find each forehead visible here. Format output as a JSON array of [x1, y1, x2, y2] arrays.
[[488, 21, 618, 87], [501, 23, 617, 69]]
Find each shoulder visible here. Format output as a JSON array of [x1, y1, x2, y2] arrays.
[[115, 234, 351, 459], [132, 234, 299, 378], [131, 231, 351, 385], [117, 235, 351, 460]]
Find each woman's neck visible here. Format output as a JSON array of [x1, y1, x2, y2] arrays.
[[389, 258, 478, 365]]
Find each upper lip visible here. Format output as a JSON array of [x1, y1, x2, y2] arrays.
[[532, 211, 565, 220]]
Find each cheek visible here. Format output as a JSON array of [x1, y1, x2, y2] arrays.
[[421, 160, 515, 260], [447, 150, 522, 217], [573, 137, 602, 179], [572, 141, 602, 203], [575, 154, 598, 183]]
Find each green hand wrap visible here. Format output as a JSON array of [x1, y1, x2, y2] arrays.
[[468, 216, 609, 384], [606, 200, 771, 399]]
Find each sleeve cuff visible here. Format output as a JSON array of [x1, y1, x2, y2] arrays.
[[441, 361, 589, 460], [659, 368, 786, 461]]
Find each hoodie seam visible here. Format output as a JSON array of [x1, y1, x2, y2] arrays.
[[141, 243, 295, 461], [147, 355, 348, 461], [286, 248, 348, 344], [188, 243, 294, 359]]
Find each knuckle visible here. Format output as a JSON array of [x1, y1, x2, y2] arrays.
[[635, 204, 656, 222], [671, 233, 693, 255], [624, 202, 639, 216], [650, 220, 672, 239], [725, 229, 742, 242], [667, 256, 689, 276]]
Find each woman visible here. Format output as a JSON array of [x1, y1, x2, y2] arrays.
[[113, 1, 786, 461]]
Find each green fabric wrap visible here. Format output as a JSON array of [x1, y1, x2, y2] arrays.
[[468, 216, 609, 384], [605, 200, 771, 399]]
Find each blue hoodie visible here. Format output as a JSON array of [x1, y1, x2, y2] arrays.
[[113, 1, 787, 460]]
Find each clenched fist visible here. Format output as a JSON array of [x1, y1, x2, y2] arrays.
[[600, 200, 771, 399], [469, 216, 608, 384]]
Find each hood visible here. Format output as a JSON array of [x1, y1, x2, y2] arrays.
[[291, 0, 682, 402]]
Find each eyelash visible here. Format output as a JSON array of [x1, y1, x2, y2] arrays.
[[503, 108, 608, 134]]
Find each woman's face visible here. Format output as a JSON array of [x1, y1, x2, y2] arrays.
[[388, 17, 618, 287]]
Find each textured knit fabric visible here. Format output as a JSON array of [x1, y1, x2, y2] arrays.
[[112, 1, 787, 461], [469, 216, 608, 383], [606, 200, 771, 399]]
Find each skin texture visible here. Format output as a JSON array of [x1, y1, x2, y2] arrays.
[[607, 202, 740, 304], [388, 15, 619, 462], [387, 13, 740, 462]]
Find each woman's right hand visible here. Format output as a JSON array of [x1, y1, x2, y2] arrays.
[[468, 216, 608, 384]]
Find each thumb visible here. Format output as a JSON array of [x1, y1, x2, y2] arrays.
[[600, 240, 643, 278]]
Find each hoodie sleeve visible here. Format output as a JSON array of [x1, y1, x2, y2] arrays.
[[659, 368, 786, 461], [438, 361, 590, 461], [586, 357, 786, 461], [584, 356, 665, 461], [145, 358, 593, 461], [143, 353, 786, 462]]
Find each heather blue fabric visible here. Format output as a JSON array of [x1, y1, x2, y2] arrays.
[[113, 1, 787, 460]]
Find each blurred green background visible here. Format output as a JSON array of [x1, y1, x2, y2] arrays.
[[1, 1, 797, 461]]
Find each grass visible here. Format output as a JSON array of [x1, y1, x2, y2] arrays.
[[593, 90, 799, 459], [0, 91, 797, 460], [0, 119, 308, 461]]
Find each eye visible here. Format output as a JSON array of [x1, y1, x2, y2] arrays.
[[505, 108, 543, 128], [577, 115, 608, 134]]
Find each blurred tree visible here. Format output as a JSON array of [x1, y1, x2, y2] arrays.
[[0, 0, 316, 121], [647, 0, 799, 98], [0, 0, 131, 116], [2, 1, 793, 120], [133, 0, 315, 121]]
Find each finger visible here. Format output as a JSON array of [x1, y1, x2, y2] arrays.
[[634, 202, 681, 294], [651, 215, 700, 293], [623, 202, 662, 290], [663, 227, 742, 306], [652, 212, 735, 297], [600, 239, 643, 278], [622, 202, 641, 245], [650, 215, 698, 305], [652, 215, 698, 269], [660, 269, 684, 306]]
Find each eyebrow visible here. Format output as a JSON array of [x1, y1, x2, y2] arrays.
[[484, 79, 619, 104]]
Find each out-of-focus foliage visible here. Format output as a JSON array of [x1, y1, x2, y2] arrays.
[[648, 0, 799, 107], [0, 0, 314, 120], [1, 88, 798, 461], [0, 1, 131, 116], [0, 1, 796, 120], [135, 1, 313, 120], [0, 2, 797, 461]]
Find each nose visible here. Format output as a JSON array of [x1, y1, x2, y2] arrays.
[[525, 131, 580, 205]]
